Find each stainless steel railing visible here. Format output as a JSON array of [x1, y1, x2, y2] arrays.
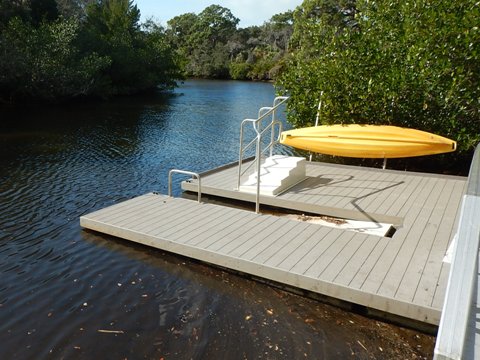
[[237, 96, 289, 213], [168, 169, 202, 203]]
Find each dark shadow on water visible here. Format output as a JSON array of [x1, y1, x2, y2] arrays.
[[78, 228, 434, 359]]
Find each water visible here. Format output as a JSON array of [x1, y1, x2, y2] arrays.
[[0, 80, 433, 359]]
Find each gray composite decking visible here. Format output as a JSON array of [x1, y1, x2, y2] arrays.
[[181, 160, 467, 324], [81, 160, 467, 326]]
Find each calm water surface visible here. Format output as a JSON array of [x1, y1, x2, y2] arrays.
[[0, 80, 432, 359]]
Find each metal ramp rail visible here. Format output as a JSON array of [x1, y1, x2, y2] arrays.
[[434, 143, 480, 359], [237, 96, 289, 213]]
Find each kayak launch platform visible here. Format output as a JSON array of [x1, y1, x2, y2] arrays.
[[80, 96, 475, 347], [81, 160, 467, 328]]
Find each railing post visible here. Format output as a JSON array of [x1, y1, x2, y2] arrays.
[[271, 96, 289, 157], [237, 122, 245, 190], [270, 109, 276, 158], [255, 134, 262, 214]]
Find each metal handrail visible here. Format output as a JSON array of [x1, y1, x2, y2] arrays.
[[168, 169, 202, 203], [238, 120, 283, 180], [238, 97, 288, 186], [270, 97, 287, 156], [237, 96, 288, 213], [434, 143, 480, 360]]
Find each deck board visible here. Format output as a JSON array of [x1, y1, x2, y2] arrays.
[[290, 229, 344, 275], [304, 231, 357, 278], [196, 213, 256, 248], [376, 175, 422, 216], [319, 233, 368, 282], [377, 178, 445, 298], [263, 224, 320, 267], [215, 216, 279, 254], [147, 201, 216, 236], [333, 233, 379, 286], [119, 199, 189, 230], [385, 176, 429, 217], [394, 179, 450, 302], [359, 177, 435, 295], [228, 217, 292, 258], [180, 160, 467, 324], [275, 226, 332, 271], [91, 195, 154, 222], [347, 236, 391, 290], [431, 187, 466, 310], [356, 172, 402, 214], [414, 182, 465, 307], [81, 160, 468, 326], [160, 205, 233, 241], [187, 211, 253, 247], [248, 221, 304, 262]]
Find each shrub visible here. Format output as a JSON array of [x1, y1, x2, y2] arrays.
[[277, 0, 480, 154]]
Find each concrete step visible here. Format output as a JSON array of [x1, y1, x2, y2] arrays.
[[239, 155, 306, 196]]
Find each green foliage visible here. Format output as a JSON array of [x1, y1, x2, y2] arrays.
[[195, 4, 239, 46], [85, 0, 140, 37], [83, 0, 142, 94], [277, 0, 480, 154], [167, 5, 239, 78], [55, 0, 83, 19], [0, 0, 30, 28], [165, 12, 198, 74], [229, 62, 251, 80], [140, 21, 181, 90], [167, 7, 294, 80], [0, 18, 110, 102], [82, 0, 181, 94], [0, 0, 181, 103], [248, 53, 276, 80]]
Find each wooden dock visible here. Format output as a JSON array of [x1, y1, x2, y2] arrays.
[[81, 160, 467, 327]]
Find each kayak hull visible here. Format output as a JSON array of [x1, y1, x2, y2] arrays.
[[279, 125, 456, 159]]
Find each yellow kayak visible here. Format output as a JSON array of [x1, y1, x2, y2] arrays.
[[279, 124, 456, 158]]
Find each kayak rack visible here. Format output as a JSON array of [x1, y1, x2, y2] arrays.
[[237, 96, 289, 213]]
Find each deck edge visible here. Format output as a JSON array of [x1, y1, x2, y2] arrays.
[[80, 214, 440, 325]]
